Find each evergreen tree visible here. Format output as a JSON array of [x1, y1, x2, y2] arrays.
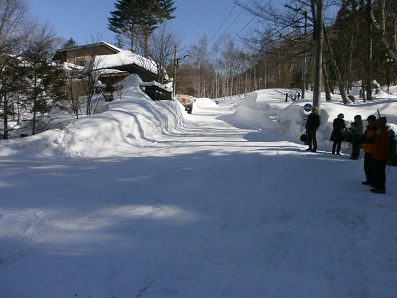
[[157, 0, 176, 19], [20, 28, 66, 135], [108, 0, 176, 56], [0, 55, 27, 139], [108, 0, 139, 51], [62, 38, 78, 49]]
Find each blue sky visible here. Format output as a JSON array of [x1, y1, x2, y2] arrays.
[[29, 0, 255, 50]]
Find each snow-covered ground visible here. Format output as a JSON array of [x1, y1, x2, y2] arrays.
[[1, 75, 397, 297]]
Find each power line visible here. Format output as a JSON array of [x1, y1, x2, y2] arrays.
[[213, 11, 245, 46], [207, 4, 238, 45], [210, 14, 256, 57], [208, 0, 257, 54]]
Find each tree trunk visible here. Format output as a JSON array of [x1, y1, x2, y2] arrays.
[[32, 74, 38, 135], [322, 62, 332, 101], [144, 28, 149, 57], [365, 0, 373, 101], [381, 0, 385, 33], [313, 0, 324, 109], [323, 25, 349, 104], [370, 10, 397, 61], [130, 27, 135, 52], [2, 94, 8, 139], [394, 16, 397, 50]]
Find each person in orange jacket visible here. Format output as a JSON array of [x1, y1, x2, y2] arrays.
[[361, 115, 376, 185], [371, 117, 390, 194]]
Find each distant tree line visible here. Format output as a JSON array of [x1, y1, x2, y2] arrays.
[[169, 0, 397, 100]]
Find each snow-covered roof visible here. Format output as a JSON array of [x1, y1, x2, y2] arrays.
[[99, 42, 122, 53], [56, 41, 122, 53], [90, 50, 158, 75]]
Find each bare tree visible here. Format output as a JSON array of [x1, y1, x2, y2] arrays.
[[54, 66, 84, 119], [0, 0, 34, 55], [81, 56, 102, 116], [148, 22, 182, 85], [235, 0, 317, 93], [187, 36, 211, 97]]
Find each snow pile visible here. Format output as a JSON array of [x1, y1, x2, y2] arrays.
[[193, 98, 218, 111], [233, 89, 397, 142], [194, 98, 217, 108], [58, 75, 184, 157], [0, 75, 185, 158], [234, 89, 292, 130]]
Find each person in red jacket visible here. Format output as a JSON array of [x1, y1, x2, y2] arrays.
[[361, 115, 376, 185], [371, 117, 390, 194]]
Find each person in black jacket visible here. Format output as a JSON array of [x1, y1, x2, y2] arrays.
[[349, 114, 363, 160], [330, 113, 346, 155], [305, 106, 321, 152]]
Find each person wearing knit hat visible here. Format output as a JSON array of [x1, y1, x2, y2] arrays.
[[375, 116, 387, 127], [371, 117, 390, 194]]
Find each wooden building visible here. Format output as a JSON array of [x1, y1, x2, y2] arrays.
[[53, 42, 121, 66]]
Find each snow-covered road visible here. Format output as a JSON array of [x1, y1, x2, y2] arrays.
[[1, 95, 397, 298]]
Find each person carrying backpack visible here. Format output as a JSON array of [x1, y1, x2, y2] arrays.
[[371, 117, 390, 194], [388, 129, 397, 166], [305, 106, 321, 152]]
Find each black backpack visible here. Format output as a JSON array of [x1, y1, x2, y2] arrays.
[[388, 129, 397, 166]]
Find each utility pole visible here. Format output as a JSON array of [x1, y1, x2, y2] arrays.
[[172, 45, 188, 97], [313, 0, 324, 109], [173, 46, 177, 97], [365, 0, 373, 101], [300, 8, 307, 100]]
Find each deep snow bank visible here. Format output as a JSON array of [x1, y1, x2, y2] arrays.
[[194, 98, 218, 109], [232, 89, 397, 142], [1, 77, 396, 159], [0, 75, 186, 158], [233, 89, 291, 130], [58, 75, 185, 157]]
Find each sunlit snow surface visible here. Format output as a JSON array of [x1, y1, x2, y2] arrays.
[[1, 76, 396, 297]]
